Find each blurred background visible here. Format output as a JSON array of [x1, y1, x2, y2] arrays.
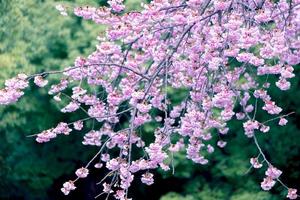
[[0, 0, 299, 199]]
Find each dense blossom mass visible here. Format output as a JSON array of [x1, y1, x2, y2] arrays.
[[1, 0, 300, 199]]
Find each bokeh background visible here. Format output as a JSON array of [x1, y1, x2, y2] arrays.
[[0, 0, 299, 199]]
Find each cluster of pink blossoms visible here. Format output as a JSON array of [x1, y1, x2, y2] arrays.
[[1, 0, 300, 199], [0, 74, 28, 105], [260, 166, 282, 191]]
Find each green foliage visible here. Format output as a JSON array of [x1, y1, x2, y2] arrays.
[[161, 193, 194, 200]]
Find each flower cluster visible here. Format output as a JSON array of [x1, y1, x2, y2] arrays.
[[36, 122, 71, 143], [108, 0, 125, 12], [250, 157, 263, 169], [0, 74, 28, 105], [1, 0, 300, 199], [75, 167, 89, 178], [261, 166, 282, 191], [34, 76, 48, 87], [61, 181, 76, 195], [287, 188, 298, 199], [141, 172, 154, 185]]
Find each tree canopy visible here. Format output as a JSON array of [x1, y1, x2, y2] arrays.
[[0, 0, 300, 200]]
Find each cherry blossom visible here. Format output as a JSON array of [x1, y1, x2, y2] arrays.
[[0, 74, 28, 105], [61, 181, 76, 195], [265, 166, 282, 179], [75, 167, 89, 178], [73, 120, 84, 130], [261, 176, 276, 191], [250, 158, 263, 169], [61, 101, 80, 113], [34, 76, 48, 87], [279, 117, 288, 126], [243, 120, 259, 137], [287, 188, 298, 200], [1, 0, 299, 198], [141, 172, 154, 185]]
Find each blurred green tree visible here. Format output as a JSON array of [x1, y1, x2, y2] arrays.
[[0, 0, 104, 199]]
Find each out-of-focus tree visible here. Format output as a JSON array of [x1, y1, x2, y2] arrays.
[[0, 0, 104, 199]]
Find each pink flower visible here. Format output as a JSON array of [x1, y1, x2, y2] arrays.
[[186, 0, 204, 8], [48, 79, 68, 95], [73, 6, 96, 19], [214, 0, 230, 11], [101, 153, 110, 162], [34, 76, 48, 87], [243, 120, 259, 137], [97, 42, 119, 55], [106, 158, 120, 171], [114, 190, 126, 200], [73, 120, 83, 130], [250, 157, 263, 168], [0, 74, 29, 105], [281, 66, 295, 79], [75, 167, 89, 178], [120, 166, 134, 189], [217, 140, 227, 148], [253, 89, 269, 99], [146, 143, 167, 166], [61, 181, 76, 195], [82, 130, 102, 146], [160, 163, 170, 171], [74, 57, 86, 67], [236, 52, 252, 63], [107, 0, 125, 12], [287, 188, 298, 199], [61, 187, 70, 195], [72, 86, 87, 99], [35, 122, 71, 143], [53, 122, 72, 135], [236, 112, 245, 120], [260, 125, 270, 133], [141, 172, 154, 185], [254, 10, 271, 22], [136, 103, 151, 113], [61, 101, 80, 113], [219, 128, 229, 135], [36, 130, 56, 143], [131, 91, 144, 101], [133, 114, 151, 126], [279, 118, 288, 126], [261, 176, 276, 191], [245, 105, 254, 113], [102, 183, 113, 193], [265, 166, 282, 179], [88, 103, 106, 121], [276, 78, 291, 90], [262, 101, 282, 115], [94, 163, 103, 169], [207, 144, 215, 153]]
